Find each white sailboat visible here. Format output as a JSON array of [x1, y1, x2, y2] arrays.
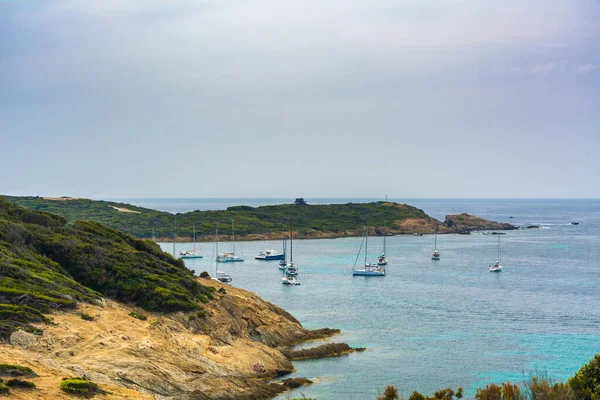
[[352, 226, 386, 277], [432, 226, 440, 260], [282, 218, 300, 285], [180, 222, 203, 259], [377, 221, 388, 266], [217, 219, 244, 263], [214, 222, 232, 283], [489, 235, 503, 272], [278, 239, 288, 270]]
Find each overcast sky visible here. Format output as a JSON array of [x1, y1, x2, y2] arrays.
[[1, 0, 599, 198]]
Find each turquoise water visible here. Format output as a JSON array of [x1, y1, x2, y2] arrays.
[[155, 199, 600, 399]]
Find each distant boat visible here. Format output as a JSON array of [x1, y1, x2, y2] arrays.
[[255, 247, 285, 261], [571, 221, 579, 225], [377, 221, 388, 266], [180, 223, 203, 259], [217, 219, 244, 263], [282, 218, 300, 285], [353, 226, 386, 277], [489, 235, 503, 273], [432, 226, 440, 261], [213, 223, 232, 283]]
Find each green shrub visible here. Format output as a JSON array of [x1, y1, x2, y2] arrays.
[[527, 376, 573, 399], [80, 313, 94, 321], [568, 354, 600, 399], [60, 377, 99, 395], [128, 311, 147, 321], [5, 378, 36, 388], [188, 315, 196, 321], [0, 383, 10, 395], [377, 385, 399, 400], [0, 364, 37, 378], [218, 287, 226, 294]]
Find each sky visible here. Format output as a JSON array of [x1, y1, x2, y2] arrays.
[[1, 0, 599, 198]]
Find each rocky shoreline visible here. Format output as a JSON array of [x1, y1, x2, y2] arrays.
[[152, 213, 517, 243], [2, 279, 357, 400]]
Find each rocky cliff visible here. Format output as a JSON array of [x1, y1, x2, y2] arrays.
[[2, 281, 335, 399]]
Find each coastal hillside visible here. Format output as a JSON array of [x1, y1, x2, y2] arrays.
[[0, 198, 339, 398], [3, 196, 516, 240]]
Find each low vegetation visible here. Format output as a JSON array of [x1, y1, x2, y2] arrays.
[[128, 311, 148, 321], [80, 313, 94, 321], [0, 364, 37, 378], [5, 379, 36, 389], [60, 377, 100, 395], [0, 197, 213, 340], [0, 382, 9, 395], [378, 354, 600, 400]]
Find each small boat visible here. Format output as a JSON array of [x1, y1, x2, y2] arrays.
[[282, 275, 300, 285], [352, 226, 386, 276], [213, 223, 233, 283], [216, 271, 233, 283], [571, 221, 579, 225], [217, 219, 244, 262], [180, 223, 203, 259], [432, 226, 440, 260], [489, 235, 503, 272], [282, 218, 300, 284], [278, 239, 288, 270], [377, 222, 388, 266], [255, 249, 285, 260]]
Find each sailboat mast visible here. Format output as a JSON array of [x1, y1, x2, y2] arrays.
[[383, 221, 386, 254], [215, 222, 219, 262], [498, 235, 501, 262], [173, 215, 176, 257], [232, 219, 235, 254], [365, 226, 368, 265], [289, 217, 293, 263], [193, 222, 196, 251]]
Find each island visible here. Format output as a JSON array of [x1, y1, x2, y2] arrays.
[[2, 196, 517, 241]]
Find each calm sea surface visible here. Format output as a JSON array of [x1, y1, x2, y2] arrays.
[[139, 198, 600, 399]]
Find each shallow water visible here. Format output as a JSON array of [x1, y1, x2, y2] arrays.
[[157, 199, 600, 399]]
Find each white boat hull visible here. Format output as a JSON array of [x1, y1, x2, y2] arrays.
[[181, 255, 203, 259], [353, 265, 386, 276], [489, 264, 502, 272]]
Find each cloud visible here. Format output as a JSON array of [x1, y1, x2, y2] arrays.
[[576, 63, 596, 74]]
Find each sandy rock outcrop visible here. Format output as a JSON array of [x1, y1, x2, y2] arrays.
[[1, 281, 337, 399]]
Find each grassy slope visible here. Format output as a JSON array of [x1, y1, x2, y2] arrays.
[[0, 197, 213, 341], [4, 196, 433, 239]]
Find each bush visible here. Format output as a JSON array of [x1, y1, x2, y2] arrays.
[[218, 287, 226, 294], [0, 364, 37, 378], [199, 271, 210, 279], [80, 313, 94, 321], [128, 311, 147, 321], [0, 383, 10, 395], [527, 376, 573, 399], [378, 385, 400, 400], [5, 378, 36, 388], [60, 377, 99, 395], [568, 354, 600, 400]]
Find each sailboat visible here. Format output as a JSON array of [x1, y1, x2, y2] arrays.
[[352, 226, 386, 276], [213, 223, 232, 283], [489, 235, 503, 272], [377, 222, 388, 266], [180, 222, 203, 259], [282, 218, 300, 285], [432, 225, 440, 260], [278, 239, 288, 270], [217, 219, 244, 263]]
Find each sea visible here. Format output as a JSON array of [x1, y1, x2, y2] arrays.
[[107, 198, 600, 399]]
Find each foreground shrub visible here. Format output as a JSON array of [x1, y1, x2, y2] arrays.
[[80, 313, 94, 321], [527, 376, 574, 400], [0, 383, 10, 395], [60, 377, 99, 395], [128, 311, 147, 321], [476, 382, 523, 400], [5, 378, 36, 388], [568, 354, 600, 400], [0, 364, 37, 378], [378, 385, 400, 400]]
